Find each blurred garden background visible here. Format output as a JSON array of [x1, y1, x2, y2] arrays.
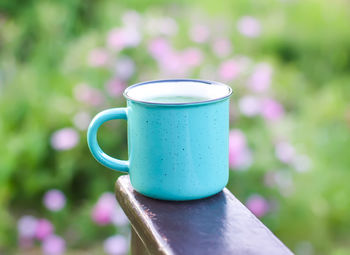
[[1, 0, 350, 254]]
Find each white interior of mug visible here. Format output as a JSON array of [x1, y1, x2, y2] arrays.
[[124, 80, 232, 104]]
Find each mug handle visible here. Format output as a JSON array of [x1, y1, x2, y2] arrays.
[[87, 108, 129, 172]]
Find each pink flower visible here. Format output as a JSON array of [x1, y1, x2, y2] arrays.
[[237, 16, 261, 38], [87, 48, 109, 67], [73, 112, 91, 131], [106, 78, 126, 97], [229, 130, 247, 152], [181, 48, 203, 68], [114, 57, 135, 80], [158, 52, 188, 76], [275, 141, 295, 163], [122, 27, 141, 47], [218, 59, 240, 81], [149, 41, 200, 76], [107, 28, 125, 51], [249, 63, 273, 92], [35, 219, 54, 241], [229, 130, 253, 170], [148, 38, 172, 60], [92, 206, 113, 225], [238, 96, 261, 116], [50, 128, 79, 151], [261, 98, 284, 121], [246, 194, 269, 218], [42, 235, 66, 255], [212, 38, 232, 58], [43, 189, 66, 211], [74, 83, 105, 106], [189, 24, 210, 43], [107, 27, 141, 51], [104, 235, 129, 255], [91, 193, 116, 225], [18, 216, 38, 238]]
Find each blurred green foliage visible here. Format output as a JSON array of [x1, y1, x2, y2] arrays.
[[0, 0, 350, 254]]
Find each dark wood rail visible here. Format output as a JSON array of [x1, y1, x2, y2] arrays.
[[115, 175, 293, 255]]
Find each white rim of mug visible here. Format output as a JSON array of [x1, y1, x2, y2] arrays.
[[123, 79, 233, 106]]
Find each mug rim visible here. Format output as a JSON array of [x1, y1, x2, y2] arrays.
[[123, 79, 233, 106]]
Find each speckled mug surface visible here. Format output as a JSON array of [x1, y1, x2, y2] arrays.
[[87, 79, 232, 201]]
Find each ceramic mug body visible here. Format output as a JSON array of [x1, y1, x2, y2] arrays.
[[87, 79, 232, 201]]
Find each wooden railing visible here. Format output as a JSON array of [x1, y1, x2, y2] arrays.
[[115, 175, 293, 255]]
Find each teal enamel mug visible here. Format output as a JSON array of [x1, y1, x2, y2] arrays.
[[87, 79, 232, 201]]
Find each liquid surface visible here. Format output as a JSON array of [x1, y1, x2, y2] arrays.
[[145, 96, 211, 103]]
